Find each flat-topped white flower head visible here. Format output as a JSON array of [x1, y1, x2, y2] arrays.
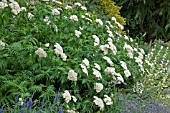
[[138, 52, 143, 59], [104, 67, 116, 76], [94, 63, 101, 70], [120, 61, 127, 70], [62, 90, 71, 103], [93, 96, 104, 110], [54, 1, 62, 4], [127, 51, 133, 59], [60, 53, 67, 61], [81, 6, 87, 10], [92, 68, 102, 80], [124, 43, 133, 52], [75, 30, 82, 38], [96, 19, 103, 26], [124, 69, 131, 78], [67, 70, 77, 81], [35, 48, 47, 58], [82, 58, 89, 67], [134, 57, 143, 64], [45, 43, 50, 47], [108, 42, 117, 55], [80, 64, 88, 75], [0, 1, 8, 9], [139, 48, 145, 54], [0, 40, 5, 49], [103, 56, 114, 66], [124, 35, 129, 40], [111, 17, 117, 21], [107, 30, 114, 37], [92, 35, 100, 46], [100, 44, 109, 55], [52, 9, 60, 15], [71, 96, 77, 102], [74, 2, 81, 7], [104, 95, 113, 105], [116, 73, 124, 84], [94, 83, 103, 93], [65, 5, 72, 9], [54, 43, 63, 54], [28, 12, 34, 20], [70, 15, 78, 21]]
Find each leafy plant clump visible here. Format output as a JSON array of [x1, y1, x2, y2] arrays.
[[0, 0, 145, 112]]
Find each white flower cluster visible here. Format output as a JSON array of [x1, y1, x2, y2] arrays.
[[124, 43, 134, 59], [94, 63, 101, 70], [44, 16, 51, 25], [62, 90, 77, 103], [104, 67, 124, 84], [52, 8, 60, 15], [65, 5, 72, 10], [107, 38, 117, 55], [52, 0, 62, 4], [94, 83, 103, 93], [80, 58, 89, 75], [74, 2, 81, 7], [81, 6, 87, 11], [96, 19, 103, 26], [100, 44, 109, 55], [100, 38, 117, 55], [104, 95, 113, 105], [70, 15, 78, 21], [111, 16, 124, 30], [134, 48, 145, 72], [93, 96, 104, 110], [28, 12, 34, 20], [67, 69, 78, 81], [9, 0, 21, 15], [92, 35, 100, 46], [75, 30, 82, 38], [120, 61, 131, 78], [92, 68, 102, 80], [54, 43, 67, 61], [103, 56, 114, 66], [0, 40, 6, 49], [35, 48, 47, 58], [0, 0, 8, 9], [93, 95, 113, 110]]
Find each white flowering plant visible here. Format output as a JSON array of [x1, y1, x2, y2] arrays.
[[138, 40, 170, 104], [0, 0, 146, 112]]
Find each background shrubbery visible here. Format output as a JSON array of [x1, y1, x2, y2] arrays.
[[0, 0, 170, 113]]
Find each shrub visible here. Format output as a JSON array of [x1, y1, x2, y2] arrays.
[[0, 0, 145, 112], [115, 0, 170, 42]]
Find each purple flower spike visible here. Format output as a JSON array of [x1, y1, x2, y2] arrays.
[[55, 88, 60, 103], [58, 106, 63, 113], [28, 98, 33, 110], [0, 105, 5, 113], [20, 97, 28, 113], [28, 93, 34, 110], [15, 94, 19, 103]]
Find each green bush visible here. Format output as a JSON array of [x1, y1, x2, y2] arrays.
[[0, 0, 145, 112], [115, 0, 170, 41]]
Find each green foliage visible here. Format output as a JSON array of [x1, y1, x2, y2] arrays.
[[115, 0, 170, 41], [0, 0, 145, 112]]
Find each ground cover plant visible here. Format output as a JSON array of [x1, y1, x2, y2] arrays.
[[0, 0, 170, 113]]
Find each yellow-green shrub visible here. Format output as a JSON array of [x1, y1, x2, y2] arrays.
[[98, 0, 125, 26]]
